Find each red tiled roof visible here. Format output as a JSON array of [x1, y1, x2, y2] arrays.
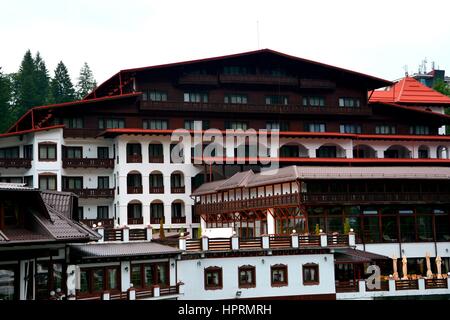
[[370, 76, 450, 105]]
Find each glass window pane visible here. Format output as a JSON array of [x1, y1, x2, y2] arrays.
[[92, 269, 104, 292]]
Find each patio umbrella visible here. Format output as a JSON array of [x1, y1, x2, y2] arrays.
[[426, 252, 433, 278], [392, 255, 399, 280], [401, 255, 408, 280], [436, 256, 443, 279]]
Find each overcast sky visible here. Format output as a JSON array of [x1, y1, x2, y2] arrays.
[[1, 0, 450, 86]]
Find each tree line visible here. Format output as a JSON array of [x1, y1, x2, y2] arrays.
[[0, 50, 97, 133]]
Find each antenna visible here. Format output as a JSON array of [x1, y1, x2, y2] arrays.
[[403, 65, 409, 76], [423, 57, 428, 73], [256, 20, 260, 49]]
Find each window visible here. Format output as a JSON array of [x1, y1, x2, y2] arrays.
[[266, 121, 289, 131], [224, 94, 248, 104], [340, 124, 362, 134], [39, 175, 57, 191], [24, 176, 33, 187], [97, 147, 109, 159], [184, 92, 208, 103], [150, 203, 164, 218], [306, 123, 326, 133], [97, 206, 109, 219], [78, 267, 120, 296], [171, 202, 184, 217], [62, 176, 83, 190], [64, 147, 82, 159], [150, 174, 163, 188], [38, 143, 57, 161], [78, 207, 84, 220], [149, 144, 164, 162], [375, 125, 396, 134], [339, 97, 360, 107], [127, 203, 142, 218], [204, 266, 223, 290], [184, 120, 210, 130], [302, 264, 319, 285], [130, 263, 169, 289], [225, 121, 248, 130], [24, 145, 33, 159], [98, 176, 109, 189], [98, 118, 125, 129], [142, 90, 167, 102], [265, 95, 288, 105], [238, 265, 256, 288], [303, 96, 325, 107], [0, 147, 19, 159], [223, 66, 249, 75], [61, 117, 83, 129], [143, 119, 168, 130], [271, 264, 288, 287], [0, 267, 16, 300], [410, 125, 430, 135]]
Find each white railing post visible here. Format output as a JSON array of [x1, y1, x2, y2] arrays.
[[389, 279, 396, 292], [320, 231, 327, 247], [418, 278, 425, 292], [146, 225, 153, 241], [447, 276, 450, 289], [201, 236, 209, 251], [127, 288, 136, 300], [102, 292, 110, 300], [348, 229, 356, 247], [177, 282, 185, 295], [358, 279, 366, 294], [179, 235, 187, 251], [291, 231, 299, 248], [153, 285, 160, 297], [262, 235, 270, 249], [231, 234, 239, 250], [96, 226, 104, 243], [122, 226, 129, 242], [66, 264, 77, 298]]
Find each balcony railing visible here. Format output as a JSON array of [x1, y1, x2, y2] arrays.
[[140, 101, 372, 116], [149, 186, 164, 194], [395, 279, 419, 290], [178, 74, 218, 85], [171, 216, 186, 224], [327, 234, 350, 247], [0, 158, 32, 168], [192, 215, 201, 223], [219, 74, 299, 86], [149, 156, 164, 163], [62, 158, 114, 169], [301, 192, 450, 204], [63, 188, 114, 198], [128, 217, 144, 225], [171, 186, 185, 194], [127, 154, 142, 163], [425, 278, 448, 289], [80, 218, 114, 228], [150, 217, 164, 224], [127, 186, 143, 194], [195, 193, 300, 216], [104, 228, 123, 241], [335, 280, 359, 293]]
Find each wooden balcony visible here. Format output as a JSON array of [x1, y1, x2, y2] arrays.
[[63, 188, 114, 198], [195, 193, 300, 216], [80, 218, 114, 228], [301, 192, 450, 205], [192, 214, 201, 223], [62, 158, 114, 169], [425, 278, 448, 289], [104, 228, 123, 241], [219, 74, 299, 86], [140, 100, 372, 116], [129, 228, 147, 241], [335, 280, 359, 293], [395, 279, 419, 290], [171, 216, 186, 224], [327, 234, 350, 247], [149, 156, 164, 163], [150, 217, 164, 224], [0, 158, 32, 169], [171, 186, 185, 194], [128, 217, 144, 225], [127, 154, 142, 163], [127, 186, 143, 194], [149, 186, 164, 194], [178, 74, 218, 85]]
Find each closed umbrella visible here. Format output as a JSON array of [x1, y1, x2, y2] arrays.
[[392, 255, 399, 280], [426, 252, 433, 278], [436, 256, 443, 279], [402, 255, 408, 280]]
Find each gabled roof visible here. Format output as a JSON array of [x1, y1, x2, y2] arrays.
[[370, 76, 450, 105]]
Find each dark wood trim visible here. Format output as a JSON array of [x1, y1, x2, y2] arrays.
[[238, 265, 256, 289], [271, 264, 288, 287], [204, 266, 223, 290], [302, 263, 320, 286]]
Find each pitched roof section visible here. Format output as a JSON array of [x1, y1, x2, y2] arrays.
[[370, 76, 450, 105], [192, 166, 450, 196]]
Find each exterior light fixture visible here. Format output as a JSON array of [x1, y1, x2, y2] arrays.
[[350, 228, 354, 232], [197, 261, 201, 267], [98, 222, 102, 227], [236, 291, 242, 298], [92, 224, 97, 228], [319, 229, 323, 233], [261, 259, 265, 264], [124, 266, 129, 272]]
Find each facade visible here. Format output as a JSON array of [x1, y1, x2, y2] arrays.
[[1, 49, 450, 299]]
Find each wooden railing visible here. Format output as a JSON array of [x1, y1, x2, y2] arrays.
[[335, 280, 359, 293], [127, 155, 142, 163], [208, 238, 231, 251], [395, 279, 419, 290], [129, 229, 147, 241], [0, 158, 32, 168], [366, 280, 389, 292], [192, 215, 201, 223], [425, 279, 448, 289], [149, 156, 164, 163], [220, 74, 299, 86], [62, 158, 114, 169], [171, 186, 185, 194], [64, 188, 114, 198], [327, 234, 350, 247], [149, 186, 164, 194], [171, 216, 186, 224], [269, 236, 291, 248], [140, 101, 372, 116], [239, 237, 262, 250], [299, 235, 321, 247], [80, 219, 114, 228], [128, 217, 144, 225], [127, 186, 143, 194], [302, 192, 450, 204], [104, 228, 123, 241], [150, 217, 164, 224], [186, 239, 202, 251], [160, 285, 179, 296], [178, 74, 219, 85], [195, 193, 300, 215]]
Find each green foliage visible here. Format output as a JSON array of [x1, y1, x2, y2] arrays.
[[34, 52, 50, 106], [49, 61, 75, 104], [433, 79, 450, 96], [0, 68, 12, 132], [343, 218, 351, 234], [76, 62, 97, 99]]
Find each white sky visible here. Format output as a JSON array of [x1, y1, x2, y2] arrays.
[[1, 0, 450, 85]]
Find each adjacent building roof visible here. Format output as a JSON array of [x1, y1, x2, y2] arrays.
[[70, 242, 181, 259], [370, 76, 450, 105], [334, 248, 389, 263], [192, 165, 450, 196]]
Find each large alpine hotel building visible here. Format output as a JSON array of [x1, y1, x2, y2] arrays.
[[1, 49, 450, 300]]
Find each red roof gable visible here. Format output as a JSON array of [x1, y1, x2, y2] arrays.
[[370, 76, 450, 105]]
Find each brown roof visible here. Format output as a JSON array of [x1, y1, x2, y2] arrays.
[[41, 190, 76, 219], [70, 242, 181, 259], [334, 248, 389, 264]]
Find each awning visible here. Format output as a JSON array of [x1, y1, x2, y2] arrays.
[[334, 248, 389, 264]]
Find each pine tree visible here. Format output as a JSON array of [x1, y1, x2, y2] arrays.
[[76, 62, 97, 100], [0, 68, 12, 132], [34, 52, 50, 105], [50, 61, 75, 104], [12, 50, 39, 119]]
